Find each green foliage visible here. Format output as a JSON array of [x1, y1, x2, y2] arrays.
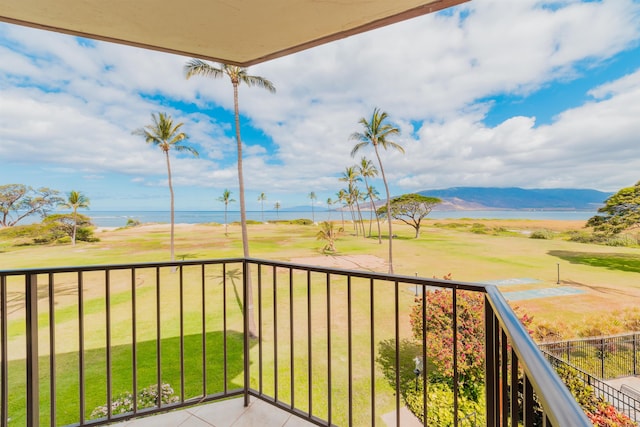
[[90, 383, 179, 419], [587, 181, 640, 236], [126, 218, 141, 227], [530, 229, 555, 239], [271, 218, 312, 225], [41, 213, 97, 244], [404, 381, 485, 426], [316, 221, 341, 253], [470, 223, 488, 234], [549, 250, 640, 274], [0, 184, 64, 227], [556, 365, 637, 426], [377, 193, 442, 238]]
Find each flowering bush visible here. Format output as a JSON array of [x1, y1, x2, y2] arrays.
[[90, 383, 179, 419]]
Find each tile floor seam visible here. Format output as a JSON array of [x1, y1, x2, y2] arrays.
[[181, 411, 217, 427]]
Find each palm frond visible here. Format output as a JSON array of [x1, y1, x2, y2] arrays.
[[184, 58, 224, 80]]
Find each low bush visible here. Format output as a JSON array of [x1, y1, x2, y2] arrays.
[[404, 381, 485, 426], [530, 229, 554, 239], [90, 383, 179, 419]]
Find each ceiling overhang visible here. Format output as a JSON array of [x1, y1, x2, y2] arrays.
[[0, 0, 468, 66]]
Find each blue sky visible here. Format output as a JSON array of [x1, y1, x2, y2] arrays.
[[1, 0, 640, 211]]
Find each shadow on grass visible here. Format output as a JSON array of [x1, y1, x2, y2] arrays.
[[377, 338, 425, 394], [8, 330, 254, 426], [549, 250, 640, 274]]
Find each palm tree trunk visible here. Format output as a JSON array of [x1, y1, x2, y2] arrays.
[[354, 197, 366, 237], [374, 146, 394, 274], [165, 152, 175, 263], [233, 82, 257, 338], [72, 209, 77, 246]]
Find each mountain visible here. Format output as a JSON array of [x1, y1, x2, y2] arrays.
[[417, 187, 611, 210]]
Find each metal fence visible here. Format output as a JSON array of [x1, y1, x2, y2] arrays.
[[1, 258, 591, 426], [540, 333, 640, 379], [543, 351, 640, 423]]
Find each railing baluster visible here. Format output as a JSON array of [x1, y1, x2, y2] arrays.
[[26, 273, 39, 427], [243, 260, 250, 407], [347, 275, 353, 427], [179, 266, 185, 401], [421, 284, 427, 426], [201, 264, 206, 397], [452, 288, 458, 427], [258, 264, 263, 396], [106, 270, 113, 418], [273, 265, 278, 402], [0, 274, 7, 427], [326, 272, 332, 426], [511, 349, 519, 426], [394, 280, 400, 427], [78, 271, 85, 423], [131, 268, 137, 413], [48, 273, 56, 427], [370, 278, 375, 427], [307, 270, 313, 418], [223, 263, 228, 395], [155, 267, 162, 408], [289, 267, 294, 410], [523, 375, 534, 427], [501, 329, 508, 427], [484, 295, 496, 427]]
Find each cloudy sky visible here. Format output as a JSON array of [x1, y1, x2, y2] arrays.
[[1, 0, 640, 211]]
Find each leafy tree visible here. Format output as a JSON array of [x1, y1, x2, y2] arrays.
[[218, 189, 235, 236], [350, 108, 404, 273], [358, 157, 381, 241], [308, 191, 317, 223], [40, 213, 96, 244], [0, 184, 64, 227], [274, 201, 281, 218], [377, 193, 442, 238], [133, 112, 199, 263], [316, 221, 341, 253], [185, 60, 275, 338], [587, 181, 640, 236], [257, 192, 267, 222], [59, 190, 90, 245]]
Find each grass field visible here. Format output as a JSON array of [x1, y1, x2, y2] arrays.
[[2, 218, 640, 424]]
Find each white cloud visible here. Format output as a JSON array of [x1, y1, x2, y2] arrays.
[[1, 0, 640, 208]]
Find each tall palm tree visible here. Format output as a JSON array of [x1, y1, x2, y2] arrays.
[[185, 59, 275, 338], [218, 189, 235, 236], [336, 189, 347, 230], [60, 190, 90, 246], [258, 192, 267, 222], [358, 157, 381, 242], [274, 201, 281, 218], [366, 185, 380, 238], [309, 191, 317, 223], [339, 166, 365, 236], [326, 197, 333, 220], [133, 112, 199, 263], [350, 108, 403, 274]]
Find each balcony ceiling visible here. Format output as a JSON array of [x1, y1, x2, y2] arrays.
[[0, 0, 467, 66]]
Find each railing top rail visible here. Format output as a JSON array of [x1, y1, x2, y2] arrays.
[[0, 257, 246, 276], [245, 257, 489, 292], [485, 286, 592, 427]]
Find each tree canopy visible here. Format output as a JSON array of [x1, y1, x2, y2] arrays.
[[377, 193, 442, 238], [0, 184, 64, 227], [586, 181, 640, 235]]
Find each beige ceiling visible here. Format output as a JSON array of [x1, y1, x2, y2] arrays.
[[0, 0, 468, 66]]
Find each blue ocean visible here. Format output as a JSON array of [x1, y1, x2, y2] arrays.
[[80, 210, 596, 228]]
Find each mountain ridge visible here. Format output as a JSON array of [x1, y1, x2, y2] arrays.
[[418, 187, 611, 211]]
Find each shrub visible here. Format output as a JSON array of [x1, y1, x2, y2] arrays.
[[90, 383, 179, 419], [530, 229, 554, 239], [404, 381, 485, 426], [126, 218, 141, 227], [531, 320, 568, 342], [470, 223, 488, 234], [604, 234, 638, 247]]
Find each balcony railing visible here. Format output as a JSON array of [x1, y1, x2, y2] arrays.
[[1, 258, 591, 426]]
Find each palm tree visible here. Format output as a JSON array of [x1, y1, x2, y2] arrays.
[[339, 166, 365, 236], [326, 197, 333, 220], [366, 185, 380, 238], [336, 189, 347, 230], [358, 157, 381, 242], [316, 221, 340, 253], [274, 201, 281, 218], [258, 192, 267, 222], [185, 59, 275, 338], [60, 190, 90, 246], [218, 189, 235, 236], [350, 108, 403, 274], [133, 112, 199, 263], [309, 191, 317, 223]]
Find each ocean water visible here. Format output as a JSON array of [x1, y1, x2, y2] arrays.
[[80, 210, 596, 228]]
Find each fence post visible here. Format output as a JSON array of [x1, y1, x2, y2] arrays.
[[242, 260, 250, 407], [634, 334, 638, 376], [26, 273, 40, 427], [600, 338, 605, 379]]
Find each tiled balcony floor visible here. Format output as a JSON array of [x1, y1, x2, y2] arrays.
[[109, 397, 316, 427]]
